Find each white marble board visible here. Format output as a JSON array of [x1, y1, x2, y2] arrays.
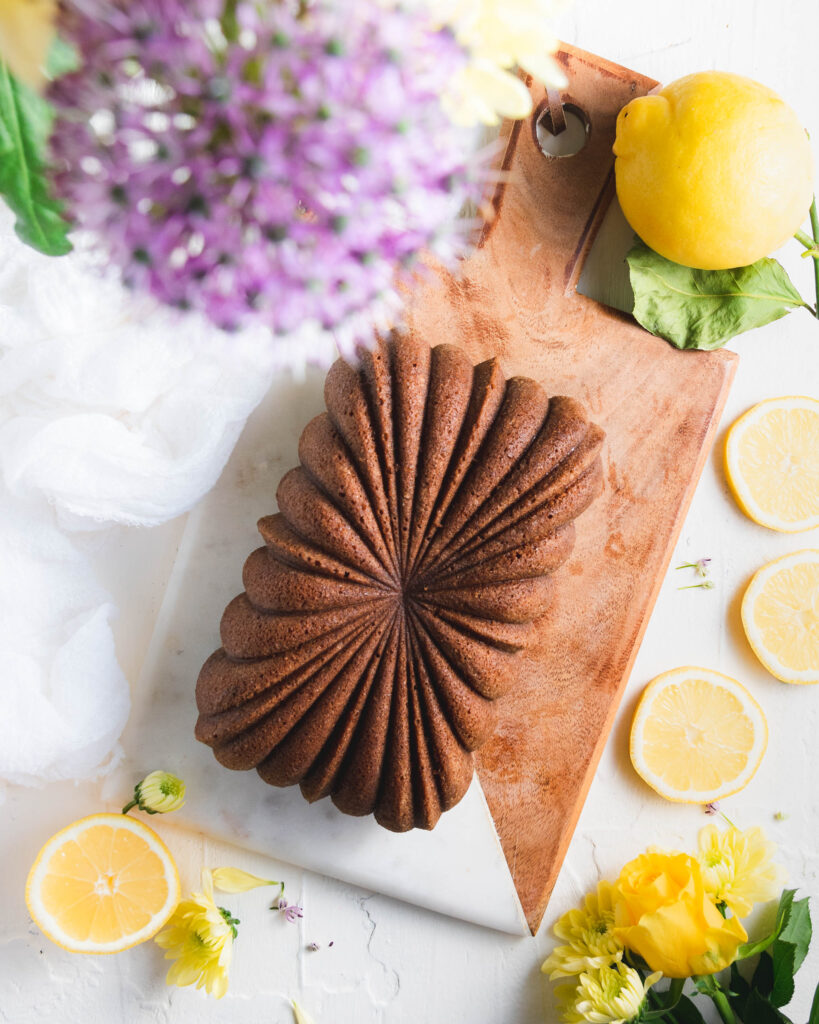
[[112, 368, 530, 935]]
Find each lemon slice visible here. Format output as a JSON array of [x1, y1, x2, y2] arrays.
[[742, 549, 819, 684], [26, 813, 180, 954], [629, 667, 767, 803], [725, 396, 819, 532]]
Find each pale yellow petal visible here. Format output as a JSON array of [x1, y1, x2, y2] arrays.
[[462, 62, 533, 120], [0, 0, 55, 89], [518, 52, 568, 90], [211, 867, 278, 894], [293, 1001, 317, 1024], [442, 75, 501, 126]]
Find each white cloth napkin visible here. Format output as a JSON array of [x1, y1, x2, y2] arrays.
[[0, 208, 329, 787], [0, 497, 128, 786], [0, 219, 283, 528]]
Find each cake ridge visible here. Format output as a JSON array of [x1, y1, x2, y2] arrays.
[[195, 332, 604, 832]]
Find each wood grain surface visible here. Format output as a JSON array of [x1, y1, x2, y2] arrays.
[[405, 44, 738, 933]]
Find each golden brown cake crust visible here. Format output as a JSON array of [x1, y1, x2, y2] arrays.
[[195, 333, 604, 832]]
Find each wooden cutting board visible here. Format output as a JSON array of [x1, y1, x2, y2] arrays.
[[404, 44, 737, 933]]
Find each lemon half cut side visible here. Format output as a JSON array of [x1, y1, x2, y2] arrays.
[[629, 667, 767, 803], [742, 549, 819, 684], [26, 813, 180, 954], [725, 396, 819, 533]]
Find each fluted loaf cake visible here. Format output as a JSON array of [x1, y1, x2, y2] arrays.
[[195, 333, 604, 831]]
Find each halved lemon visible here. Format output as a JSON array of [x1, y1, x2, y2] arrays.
[[742, 549, 819, 684], [724, 396, 819, 532], [629, 667, 768, 803], [26, 813, 180, 954]]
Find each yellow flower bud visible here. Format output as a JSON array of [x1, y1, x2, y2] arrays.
[[613, 851, 747, 978], [212, 867, 281, 894], [123, 770, 186, 815]]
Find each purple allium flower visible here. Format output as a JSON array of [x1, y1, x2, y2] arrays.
[[275, 896, 304, 923], [284, 903, 304, 924], [704, 801, 720, 815], [49, 0, 482, 354]]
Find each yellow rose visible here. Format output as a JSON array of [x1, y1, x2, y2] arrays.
[[613, 852, 747, 978]]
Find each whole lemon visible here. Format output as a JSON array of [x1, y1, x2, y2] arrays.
[[614, 71, 814, 269]]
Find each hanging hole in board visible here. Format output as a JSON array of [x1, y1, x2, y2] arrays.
[[536, 102, 590, 158]]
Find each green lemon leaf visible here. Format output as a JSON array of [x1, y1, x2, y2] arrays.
[[0, 58, 71, 255], [627, 239, 808, 350]]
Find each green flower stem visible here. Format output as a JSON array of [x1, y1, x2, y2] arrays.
[[666, 978, 685, 1004], [811, 197, 819, 318], [121, 798, 138, 815], [794, 198, 819, 318], [695, 976, 738, 1024], [711, 987, 738, 1024]]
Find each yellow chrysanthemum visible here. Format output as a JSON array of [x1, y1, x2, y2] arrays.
[[698, 825, 786, 918], [154, 869, 236, 999], [557, 964, 661, 1024], [430, 0, 569, 126], [542, 881, 624, 979]]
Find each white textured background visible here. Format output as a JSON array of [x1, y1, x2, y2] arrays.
[[3, 1, 819, 1021]]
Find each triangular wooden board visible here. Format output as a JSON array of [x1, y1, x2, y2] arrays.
[[404, 44, 737, 933]]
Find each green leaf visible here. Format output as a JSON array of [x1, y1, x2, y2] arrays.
[[753, 952, 775, 998], [627, 239, 808, 350], [643, 978, 685, 1020], [776, 896, 811, 976], [744, 990, 794, 1024], [46, 37, 80, 80], [765, 891, 812, 1007], [808, 976, 819, 1024], [728, 962, 751, 1018], [738, 928, 784, 961], [669, 994, 709, 1024], [738, 890, 797, 961], [0, 58, 71, 256], [770, 943, 796, 1008]]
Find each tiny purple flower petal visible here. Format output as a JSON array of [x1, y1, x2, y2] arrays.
[[284, 904, 304, 923], [704, 802, 720, 815], [307, 941, 320, 951]]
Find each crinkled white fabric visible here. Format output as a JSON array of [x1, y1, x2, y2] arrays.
[[0, 206, 336, 785], [0, 498, 129, 787], [0, 209, 296, 528]]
